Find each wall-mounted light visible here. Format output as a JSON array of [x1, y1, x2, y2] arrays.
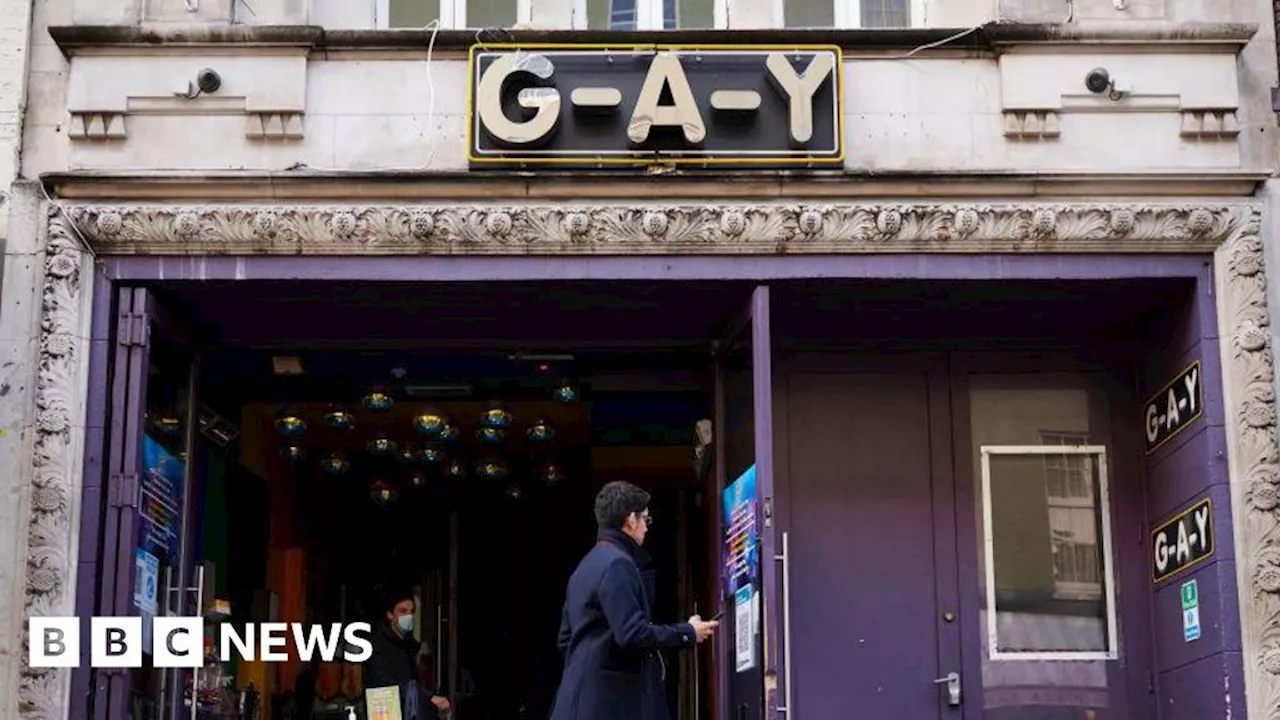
[[1085, 67, 1125, 101], [176, 68, 223, 100]]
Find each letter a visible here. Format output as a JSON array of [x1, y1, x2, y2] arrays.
[[1165, 388, 1181, 429], [628, 53, 706, 145]]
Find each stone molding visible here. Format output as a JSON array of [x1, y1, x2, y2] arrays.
[[63, 202, 1255, 255], [19, 200, 1280, 720], [20, 209, 85, 720], [1216, 208, 1280, 720]]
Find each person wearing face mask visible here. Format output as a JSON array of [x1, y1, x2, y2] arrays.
[[364, 586, 451, 720]]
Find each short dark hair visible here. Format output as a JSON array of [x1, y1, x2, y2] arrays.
[[594, 480, 650, 530], [379, 584, 415, 615]]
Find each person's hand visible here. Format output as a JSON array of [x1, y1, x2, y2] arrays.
[[430, 695, 451, 712], [688, 614, 719, 643]]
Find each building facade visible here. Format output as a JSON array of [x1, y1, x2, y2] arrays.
[[3, 0, 1280, 719]]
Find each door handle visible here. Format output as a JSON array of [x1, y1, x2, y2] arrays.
[[933, 672, 961, 707]]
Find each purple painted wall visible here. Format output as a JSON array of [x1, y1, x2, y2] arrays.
[[71, 269, 115, 720], [1140, 267, 1244, 720]]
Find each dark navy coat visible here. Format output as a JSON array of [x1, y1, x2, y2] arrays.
[[550, 529, 696, 720]]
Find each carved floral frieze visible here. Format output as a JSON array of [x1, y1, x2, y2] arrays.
[[1218, 209, 1280, 720], [62, 203, 1245, 255], [20, 209, 85, 720]]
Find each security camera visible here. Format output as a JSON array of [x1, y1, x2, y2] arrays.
[[1085, 68, 1111, 95], [196, 69, 222, 94]]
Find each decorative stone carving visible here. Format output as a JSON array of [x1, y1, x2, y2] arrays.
[[245, 112, 305, 140], [1003, 110, 1061, 139], [1181, 110, 1241, 139], [1216, 206, 1280, 720], [20, 209, 85, 720], [57, 204, 1261, 256], [67, 112, 126, 140], [409, 213, 436, 239]]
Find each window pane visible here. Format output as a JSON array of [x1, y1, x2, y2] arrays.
[[589, 0, 633, 28], [390, 0, 442, 26], [784, 0, 834, 27], [590, 0, 714, 28], [676, 0, 714, 28], [861, 0, 909, 27], [985, 452, 1109, 653], [467, 0, 518, 27], [969, 374, 1120, 719]]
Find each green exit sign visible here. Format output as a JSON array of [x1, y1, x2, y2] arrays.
[[1181, 579, 1198, 610]]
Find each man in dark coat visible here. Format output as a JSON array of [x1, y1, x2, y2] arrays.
[[364, 587, 451, 720], [550, 481, 718, 720]]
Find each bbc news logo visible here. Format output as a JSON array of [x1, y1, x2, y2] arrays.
[[29, 618, 373, 668]]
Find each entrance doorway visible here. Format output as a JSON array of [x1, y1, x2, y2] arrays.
[[86, 276, 1192, 720], [92, 281, 751, 720]]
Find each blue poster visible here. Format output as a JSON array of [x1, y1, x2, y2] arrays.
[[139, 435, 185, 567], [723, 465, 759, 672], [723, 464, 759, 593]]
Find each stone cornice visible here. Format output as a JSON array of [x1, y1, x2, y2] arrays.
[[46, 22, 1257, 57], [64, 202, 1257, 255], [41, 171, 1271, 202]]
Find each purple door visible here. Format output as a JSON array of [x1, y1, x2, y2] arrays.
[[97, 287, 200, 720], [779, 354, 963, 720], [713, 286, 789, 720]]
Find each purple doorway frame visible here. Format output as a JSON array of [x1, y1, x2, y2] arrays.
[[103, 253, 1205, 282], [79, 252, 1220, 720]]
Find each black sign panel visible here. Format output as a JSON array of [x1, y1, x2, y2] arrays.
[[1144, 361, 1203, 454], [1152, 498, 1214, 583], [466, 45, 843, 167]]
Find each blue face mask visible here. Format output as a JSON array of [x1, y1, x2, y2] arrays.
[[396, 614, 414, 634]]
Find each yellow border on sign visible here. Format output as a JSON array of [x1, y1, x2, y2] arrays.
[[1142, 359, 1204, 456], [1151, 496, 1214, 584], [464, 43, 846, 166]]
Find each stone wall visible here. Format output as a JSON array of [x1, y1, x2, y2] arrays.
[[0, 0, 36, 716]]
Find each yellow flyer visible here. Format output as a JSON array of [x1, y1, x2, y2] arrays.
[[365, 686, 403, 720]]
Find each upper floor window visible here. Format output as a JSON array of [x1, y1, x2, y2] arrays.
[[785, 0, 911, 28], [586, 0, 716, 28], [381, 0, 520, 29], [381, 0, 914, 29]]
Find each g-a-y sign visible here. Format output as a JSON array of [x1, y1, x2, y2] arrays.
[[1152, 498, 1213, 583], [466, 45, 844, 166], [1144, 361, 1202, 454]]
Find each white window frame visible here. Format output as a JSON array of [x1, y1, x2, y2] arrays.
[[979, 444, 1119, 662], [571, 0, 730, 29], [782, 0, 923, 29], [375, 0, 533, 29]]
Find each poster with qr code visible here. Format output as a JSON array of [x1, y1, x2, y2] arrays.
[[724, 465, 759, 673], [733, 585, 756, 671]]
